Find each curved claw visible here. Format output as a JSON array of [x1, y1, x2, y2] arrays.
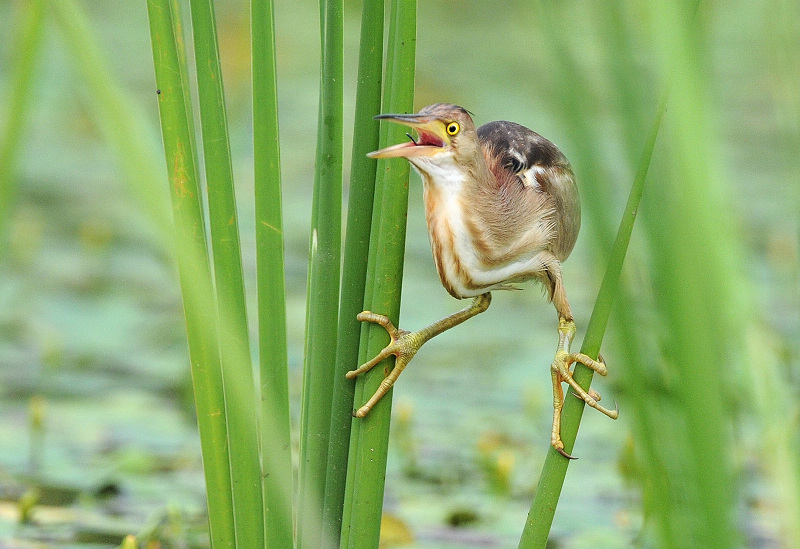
[[556, 446, 578, 460], [550, 318, 619, 457]]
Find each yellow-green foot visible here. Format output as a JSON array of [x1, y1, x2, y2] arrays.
[[550, 318, 618, 459], [346, 312, 423, 418], [348, 294, 492, 418]]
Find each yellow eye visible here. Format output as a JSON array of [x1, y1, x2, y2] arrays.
[[446, 122, 460, 135]]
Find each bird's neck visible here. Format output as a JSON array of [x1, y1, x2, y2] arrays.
[[412, 150, 493, 200]]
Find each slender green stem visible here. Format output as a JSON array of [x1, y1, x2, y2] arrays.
[[297, 0, 343, 546], [187, 0, 264, 545], [144, 0, 235, 545], [322, 0, 385, 542], [61, 0, 234, 538], [0, 0, 46, 236], [54, 0, 173, 236], [517, 76, 670, 549], [252, 0, 294, 545], [340, 1, 416, 547], [52, 0, 181, 258]]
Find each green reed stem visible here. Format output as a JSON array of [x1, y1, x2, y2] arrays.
[[322, 0, 386, 543], [252, 0, 294, 545], [0, 0, 46, 236], [187, 0, 264, 544], [517, 67, 669, 549], [632, 4, 738, 546], [145, 0, 235, 545], [340, 1, 416, 547], [55, 0, 173, 235], [297, 0, 343, 546]]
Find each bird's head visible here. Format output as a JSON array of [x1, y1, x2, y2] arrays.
[[368, 103, 484, 177]]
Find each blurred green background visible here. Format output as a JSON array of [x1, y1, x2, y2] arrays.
[[1, 0, 798, 547]]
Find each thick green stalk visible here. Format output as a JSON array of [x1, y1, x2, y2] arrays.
[[144, 0, 235, 545], [322, 0, 385, 543], [252, 0, 294, 545], [633, 3, 738, 546], [297, 0, 343, 546], [340, 1, 416, 547], [758, 2, 800, 543], [0, 0, 46, 236], [187, 0, 264, 545], [518, 70, 670, 549]]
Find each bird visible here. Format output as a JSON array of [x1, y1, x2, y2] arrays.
[[345, 103, 617, 458]]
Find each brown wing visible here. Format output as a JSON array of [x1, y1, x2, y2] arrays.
[[477, 121, 580, 262]]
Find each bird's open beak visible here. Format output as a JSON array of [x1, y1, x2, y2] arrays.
[[367, 113, 450, 159]]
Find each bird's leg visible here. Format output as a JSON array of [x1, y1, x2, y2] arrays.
[[550, 317, 618, 458], [347, 292, 492, 417]]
